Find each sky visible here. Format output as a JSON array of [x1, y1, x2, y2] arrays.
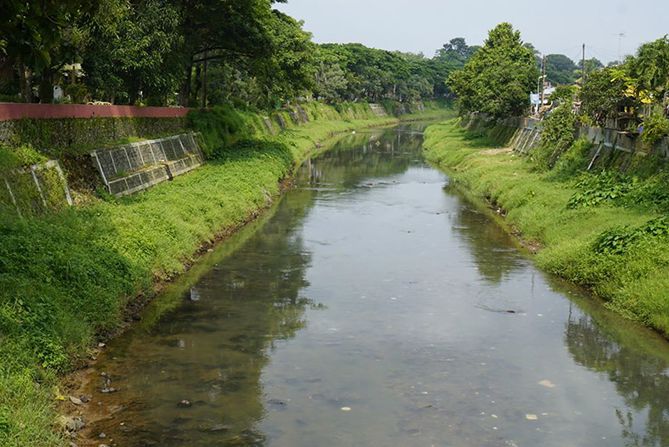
[[276, 0, 669, 63]]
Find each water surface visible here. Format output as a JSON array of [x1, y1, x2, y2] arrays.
[[87, 125, 669, 447]]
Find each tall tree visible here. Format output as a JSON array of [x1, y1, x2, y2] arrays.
[[175, 0, 285, 106], [448, 23, 539, 119], [83, 0, 183, 104], [580, 67, 635, 125], [432, 37, 479, 97]]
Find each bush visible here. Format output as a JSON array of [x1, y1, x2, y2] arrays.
[[0, 144, 46, 172], [187, 105, 257, 158], [533, 104, 577, 169], [641, 111, 669, 145], [594, 217, 669, 255], [567, 171, 636, 209]]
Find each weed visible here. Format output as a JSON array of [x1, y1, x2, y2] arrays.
[[567, 171, 636, 209]]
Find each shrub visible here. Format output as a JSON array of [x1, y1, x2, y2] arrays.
[[641, 111, 669, 145], [534, 104, 577, 169], [567, 171, 636, 209]]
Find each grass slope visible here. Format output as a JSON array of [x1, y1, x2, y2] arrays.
[[0, 108, 396, 446], [423, 119, 669, 335]]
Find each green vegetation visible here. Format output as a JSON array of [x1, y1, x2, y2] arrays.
[[578, 36, 669, 132], [0, 105, 397, 447], [545, 54, 579, 86], [532, 103, 577, 168], [447, 23, 539, 119], [423, 119, 669, 337], [6, 117, 186, 156], [0, 1, 476, 109], [426, 27, 669, 337]]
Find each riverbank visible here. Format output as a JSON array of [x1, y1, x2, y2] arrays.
[[0, 108, 419, 446], [423, 119, 669, 337]]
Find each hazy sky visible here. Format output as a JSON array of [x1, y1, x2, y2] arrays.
[[276, 0, 669, 63]]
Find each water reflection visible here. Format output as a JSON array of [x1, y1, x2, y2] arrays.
[[298, 126, 423, 191], [87, 186, 317, 446], [564, 294, 669, 446], [450, 200, 525, 285]]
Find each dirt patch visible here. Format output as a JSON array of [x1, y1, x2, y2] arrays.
[[479, 147, 513, 156]]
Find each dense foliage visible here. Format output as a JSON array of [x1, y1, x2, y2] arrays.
[[0, 1, 476, 109], [545, 54, 578, 85], [447, 23, 539, 119], [578, 36, 669, 135]]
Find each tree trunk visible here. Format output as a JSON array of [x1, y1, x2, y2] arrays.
[[192, 63, 201, 107], [18, 61, 32, 103], [179, 57, 193, 107], [38, 71, 54, 103]]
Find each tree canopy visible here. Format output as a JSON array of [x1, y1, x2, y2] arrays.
[[447, 23, 539, 119], [545, 54, 578, 85], [0, 2, 480, 109]]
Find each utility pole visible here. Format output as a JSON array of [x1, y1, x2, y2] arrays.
[[582, 44, 587, 83], [617, 32, 625, 63], [539, 55, 547, 108]]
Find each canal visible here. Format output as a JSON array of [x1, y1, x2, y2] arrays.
[[84, 124, 669, 447]]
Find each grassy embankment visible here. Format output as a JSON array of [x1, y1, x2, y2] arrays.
[[0, 101, 405, 446], [423, 119, 669, 335]]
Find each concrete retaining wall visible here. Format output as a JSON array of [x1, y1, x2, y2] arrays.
[[0, 160, 73, 217]]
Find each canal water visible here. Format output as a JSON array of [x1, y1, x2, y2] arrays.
[[86, 124, 669, 447]]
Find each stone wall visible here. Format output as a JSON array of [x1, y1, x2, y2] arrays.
[[0, 117, 187, 156]]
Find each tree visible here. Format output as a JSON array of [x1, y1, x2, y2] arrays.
[[0, 1, 96, 102], [250, 11, 316, 107], [82, 0, 183, 104], [437, 38, 478, 64], [448, 23, 539, 119], [175, 0, 285, 106], [580, 67, 634, 125], [629, 36, 669, 100], [432, 37, 478, 97], [578, 57, 604, 78], [545, 54, 578, 85], [312, 47, 349, 103]]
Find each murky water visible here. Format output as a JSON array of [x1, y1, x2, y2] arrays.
[[86, 125, 669, 447]]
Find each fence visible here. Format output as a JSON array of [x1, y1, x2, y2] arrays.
[[91, 133, 204, 197], [1, 160, 73, 217]]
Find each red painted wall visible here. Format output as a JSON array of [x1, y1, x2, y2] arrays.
[[0, 103, 190, 121]]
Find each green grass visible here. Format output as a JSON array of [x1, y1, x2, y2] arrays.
[[0, 105, 399, 446], [423, 119, 669, 336]]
